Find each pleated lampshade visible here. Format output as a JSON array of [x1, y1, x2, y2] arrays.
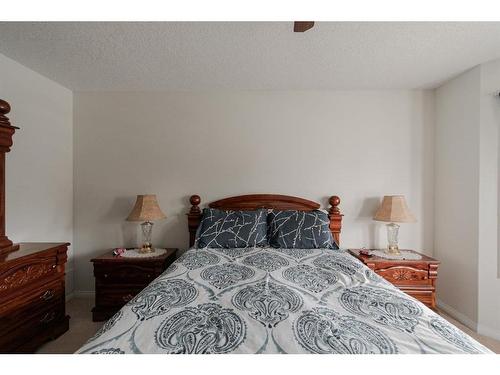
[[373, 195, 416, 223], [126, 195, 166, 222]]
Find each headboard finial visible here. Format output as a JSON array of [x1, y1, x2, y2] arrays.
[[0, 99, 12, 127], [329, 195, 341, 214], [189, 195, 201, 214]]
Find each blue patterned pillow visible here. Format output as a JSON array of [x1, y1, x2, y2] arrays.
[[196, 208, 268, 248], [268, 210, 337, 249]]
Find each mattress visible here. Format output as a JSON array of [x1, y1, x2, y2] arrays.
[[77, 247, 492, 354]]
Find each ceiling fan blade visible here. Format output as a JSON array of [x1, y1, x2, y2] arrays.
[[294, 21, 315, 32]]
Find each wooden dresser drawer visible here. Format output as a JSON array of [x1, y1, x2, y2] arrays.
[[0, 243, 70, 353], [0, 253, 59, 298], [0, 278, 64, 329], [0, 302, 66, 352], [1, 298, 64, 336]]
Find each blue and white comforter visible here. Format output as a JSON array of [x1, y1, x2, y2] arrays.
[[77, 247, 492, 354]]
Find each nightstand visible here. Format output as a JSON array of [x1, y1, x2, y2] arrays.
[[91, 248, 178, 321], [348, 249, 440, 309]]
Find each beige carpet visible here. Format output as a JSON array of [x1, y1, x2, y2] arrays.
[[36, 297, 500, 354]]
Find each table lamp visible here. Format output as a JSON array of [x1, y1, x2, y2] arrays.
[[126, 194, 166, 253], [373, 195, 416, 255]]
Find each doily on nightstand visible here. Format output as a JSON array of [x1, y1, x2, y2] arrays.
[[370, 249, 422, 260], [121, 248, 167, 258]]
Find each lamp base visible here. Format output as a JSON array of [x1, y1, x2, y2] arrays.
[[139, 221, 155, 253], [385, 222, 401, 255], [385, 245, 401, 255], [139, 243, 155, 254]]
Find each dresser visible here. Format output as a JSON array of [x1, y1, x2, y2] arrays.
[[91, 248, 178, 321], [0, 242, 70, 353], [348, 249, 440, 309]]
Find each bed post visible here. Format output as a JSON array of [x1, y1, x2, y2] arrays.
[[0, 99, 19, 256], [187, 195, 202, 247], [328, 195, 343, 246]]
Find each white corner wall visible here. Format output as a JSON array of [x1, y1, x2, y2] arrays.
[[73, 90, 435, 292], [435, 60, 500, 340], [478, 60, 500, 339], [435, 67, 481, 327], [0, 53, 74, 294]]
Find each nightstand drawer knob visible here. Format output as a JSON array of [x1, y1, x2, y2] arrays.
[[40, 312, 55, 324], [104, 274, 108, 278], [40, 289, 55, 301]]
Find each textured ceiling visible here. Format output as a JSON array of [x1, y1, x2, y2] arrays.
[[1, 22, 500, 91]]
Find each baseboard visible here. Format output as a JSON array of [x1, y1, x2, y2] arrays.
[[65, 291, 74, 302], [477, 322, 500, 341], [436, 298, 478, 331], [71, 290, 95, 300], [437, 299, 500, 340]]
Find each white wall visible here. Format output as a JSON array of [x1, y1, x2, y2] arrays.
[[435, 60, 500, 340], [435, 67, 481, 326], [73, 90, 435, 292], [0, 53, 74, 293], [478, 60, 500, 339]]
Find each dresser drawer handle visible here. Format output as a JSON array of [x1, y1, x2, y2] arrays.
[[104, 274, 108, 278], [40, 289, 55, 301], [51, 264, 57, 269], [40, 312, 55, 324]]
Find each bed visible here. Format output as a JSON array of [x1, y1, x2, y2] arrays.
[[77, 194, 492, 354]]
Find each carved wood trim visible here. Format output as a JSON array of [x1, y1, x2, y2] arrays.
[[0, 260, 57, 293], [376, 265, 428, 283], [429, 264, 439, 279]]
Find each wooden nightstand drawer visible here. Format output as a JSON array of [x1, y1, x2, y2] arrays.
[[348, 249, 439, 309], [401, 288, 434, 307], [91, 248, 178, 321], [94, 263, 158, 284], [375, 265, 430, 286], [95, 284, 145, 307]]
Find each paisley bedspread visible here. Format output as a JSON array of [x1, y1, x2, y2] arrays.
[[77, 247, 492, 354]]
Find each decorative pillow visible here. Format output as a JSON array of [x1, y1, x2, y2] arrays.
[[267, 210, 337, 249], [196, 208, 268, 249]]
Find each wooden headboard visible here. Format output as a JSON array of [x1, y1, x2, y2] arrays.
[[187, 194, 343, 247]]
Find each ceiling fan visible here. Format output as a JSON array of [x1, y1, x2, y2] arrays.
[[294, 21, 314, 32]]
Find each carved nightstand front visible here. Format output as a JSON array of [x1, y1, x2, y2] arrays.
[[348, 249, 440, 310]]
